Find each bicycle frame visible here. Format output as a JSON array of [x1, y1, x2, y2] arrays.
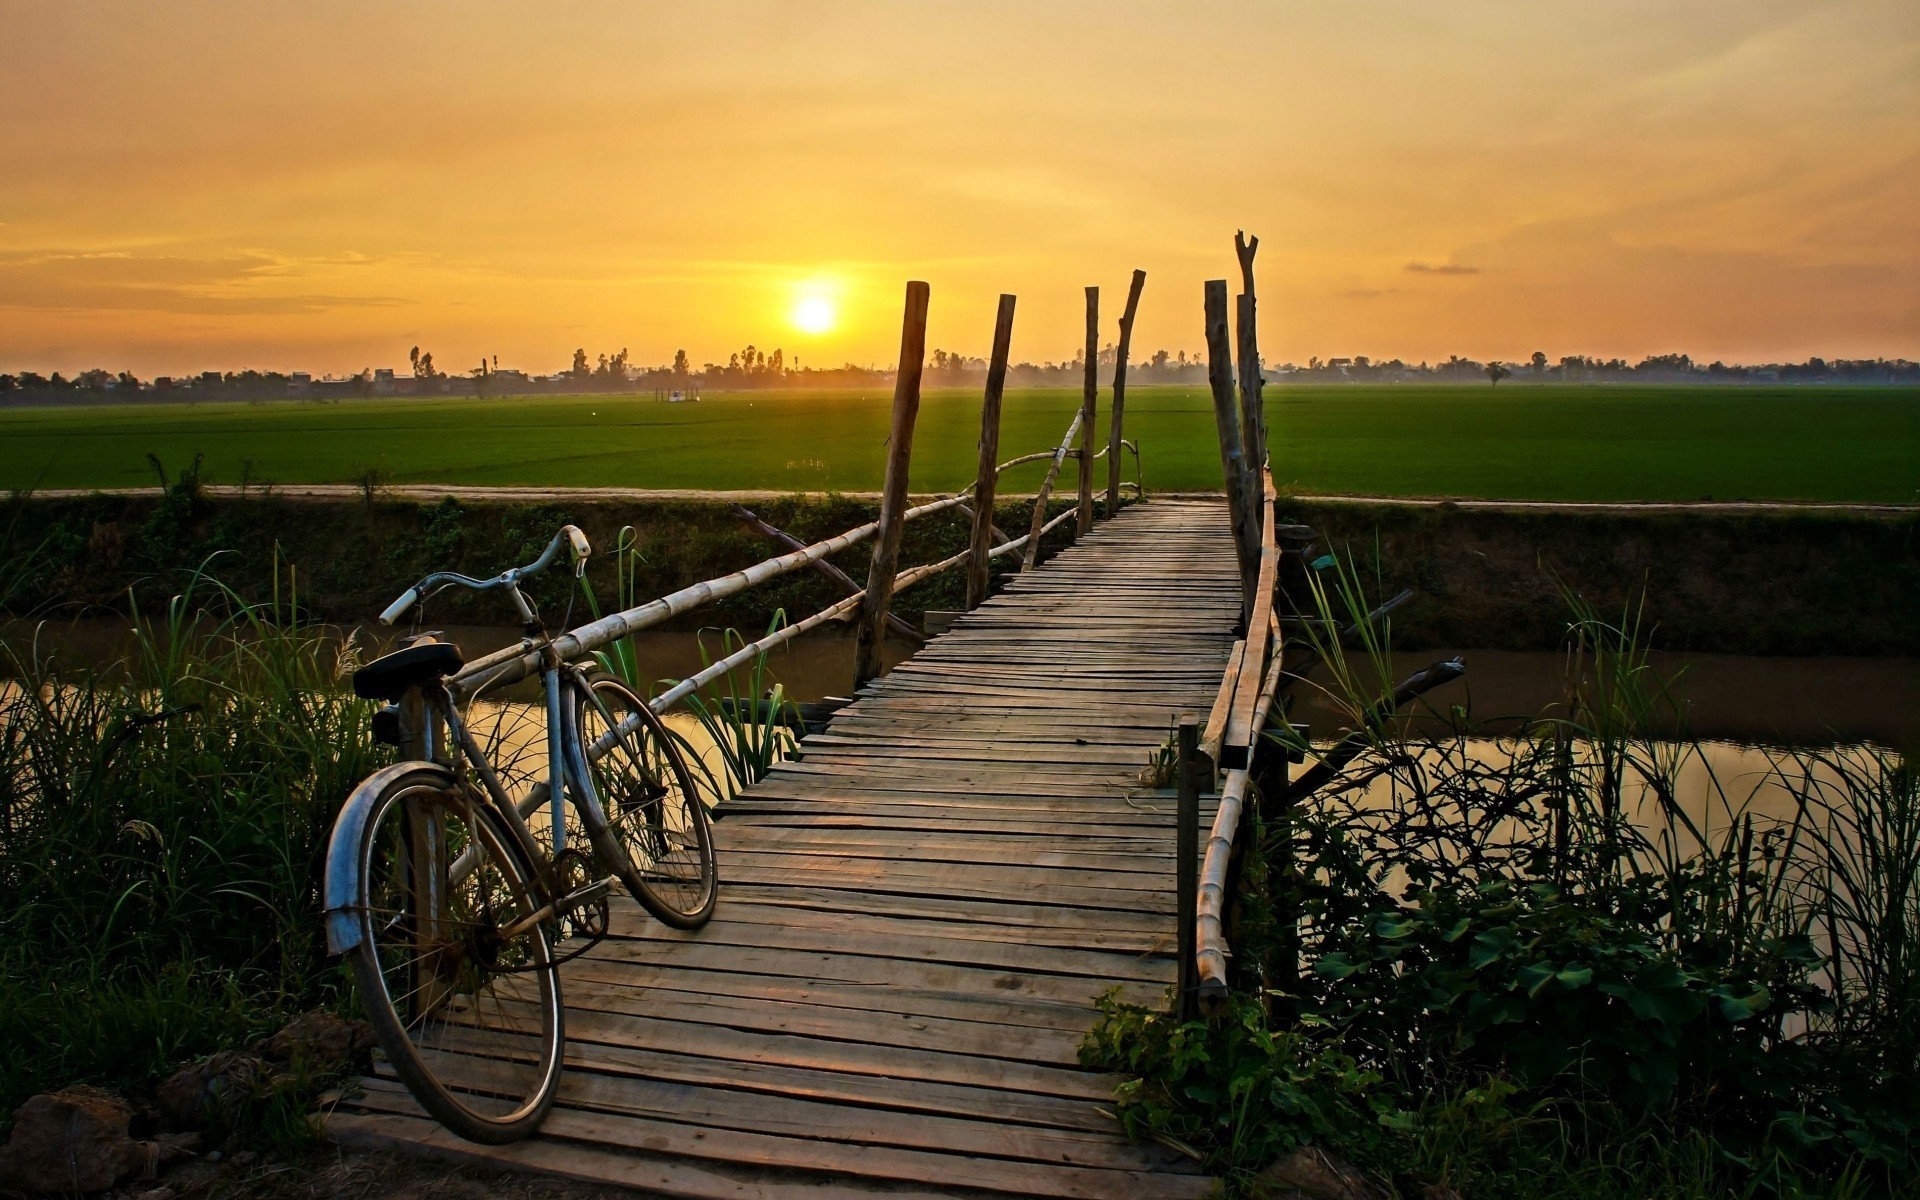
[[324, 526, 619, 955]]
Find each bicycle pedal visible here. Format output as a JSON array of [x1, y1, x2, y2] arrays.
[[556, 875, 617, 912]]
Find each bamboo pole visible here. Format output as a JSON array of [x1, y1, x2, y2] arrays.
[[1195, 767, 1249, 1015], [1019, 409, 1084, 572], [1175, 716, 1201, 1022], [854, 280, 930, 689], [1234, 231, 1266, 473], [1076, 287, 1098, 537], [1204, 279, 1258, 620], [448, 490, 973, 702], [1106, 269, 1146, 518], [731, 505, 923, 645], [651, 545, 970, 715], [967, 294, 1017, 610]]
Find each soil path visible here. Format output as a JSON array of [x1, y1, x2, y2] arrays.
[[28, 483, 1915, 516]]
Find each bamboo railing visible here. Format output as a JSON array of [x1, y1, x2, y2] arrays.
[[448, 277, 1145, 714]]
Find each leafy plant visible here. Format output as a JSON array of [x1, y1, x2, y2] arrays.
[[1086, 560, 1920, 1197], [674, 616, 805, 805]]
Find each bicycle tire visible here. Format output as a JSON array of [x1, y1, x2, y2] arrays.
[[570, 674, 718, 928], [345, 765, 564, 1143]]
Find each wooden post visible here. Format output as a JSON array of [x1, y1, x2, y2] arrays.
[[1076, 287, 1098, 537], [1234, 231, 1266, 473], [854, 280, 929, 689], [1106, 269, 1146, 517], [1205, 279, 1258, 623], [967, 294, 1016, 610], [1175, 716, 1201, 1021]]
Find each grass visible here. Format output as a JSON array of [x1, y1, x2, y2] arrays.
[[2, 384, 1915, 503], [0, 564, 385, 1135]]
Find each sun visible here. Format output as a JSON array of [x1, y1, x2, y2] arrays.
[[792, 295, 836, 335]]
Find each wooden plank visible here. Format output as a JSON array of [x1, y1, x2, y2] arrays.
[[342, 1081, 1211, 1200]]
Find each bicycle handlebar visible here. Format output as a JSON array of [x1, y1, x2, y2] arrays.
[[377, 525, 592, 626]]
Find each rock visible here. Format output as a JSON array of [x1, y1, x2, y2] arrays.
[[135, 1188, 178, 1200], [155, 1051, 270, 1131], [1255, 1146, 1383, 1200], [0, 1085, 142, 1194], [262, 1011, 375, 1075]]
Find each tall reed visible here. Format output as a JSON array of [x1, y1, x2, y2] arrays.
[[0, 558, 384, 1119]]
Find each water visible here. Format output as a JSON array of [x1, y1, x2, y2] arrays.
[[6, 619, 1912, 746]]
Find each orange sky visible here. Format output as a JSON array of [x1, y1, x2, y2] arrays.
[[2, 1, 1916, 376]]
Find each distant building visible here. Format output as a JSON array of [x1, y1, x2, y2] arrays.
[[288, 372, 312, 395], [373, 368, 396, 395]]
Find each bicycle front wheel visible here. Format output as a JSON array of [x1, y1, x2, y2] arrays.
[[346, 766, 564, 1143], [571, 674, 717, 928]]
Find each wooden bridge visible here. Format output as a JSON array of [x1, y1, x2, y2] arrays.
[[328, 265, 1318, 1197], [329, 500, 1239, 1197]]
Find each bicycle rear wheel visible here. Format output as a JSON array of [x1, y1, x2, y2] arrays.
[[346, 766, 564, 1143], [571, 674, 717, 928]]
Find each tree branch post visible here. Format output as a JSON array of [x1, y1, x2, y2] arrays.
[[1234, 231, 1267, 474], [966, 294, 1016, 610], [1205, 279, 1258, 624], [854, 280, 929, 689], [1076, 286, 1098, 537], [1106, 269, 1146, 518]]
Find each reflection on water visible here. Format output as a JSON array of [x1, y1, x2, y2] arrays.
[[1290, 648, 1917, 749], [1340, 735, 1888, 861]]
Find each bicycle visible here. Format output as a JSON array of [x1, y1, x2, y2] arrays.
[[322, 525, 716, 1142]]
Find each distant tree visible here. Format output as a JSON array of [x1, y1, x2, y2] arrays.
[[1531, 351, 1548, 373], [409, 346, 420, 373], [672, 349, 690, 377], [0, 374, 16, 392], [116, 371, 141, 390], [18, 372, 47, 389], [571, 348, 590, 378], [768, 348, 783, 376], [1487, 362, 1511, 387], [78, 368, 112, 390]]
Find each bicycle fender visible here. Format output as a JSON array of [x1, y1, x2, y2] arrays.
[[323, 761, 454, 955]]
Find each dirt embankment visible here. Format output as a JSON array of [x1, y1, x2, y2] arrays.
[[1280, 498, 1919, 656], [4, 489, 1915, 656]]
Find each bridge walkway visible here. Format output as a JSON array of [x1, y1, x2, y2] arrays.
[[329, 498, 1240, 1199]]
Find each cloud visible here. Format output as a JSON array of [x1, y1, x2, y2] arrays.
[[1339, 287, 1400, 299], [0, 248, 402, 315], [1405, 262, 1480, 276]]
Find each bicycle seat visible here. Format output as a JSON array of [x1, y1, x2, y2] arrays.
[[352, 641, 466, 701]]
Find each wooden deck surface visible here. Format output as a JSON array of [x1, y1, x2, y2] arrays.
[[329, 499, 1241, 1199]]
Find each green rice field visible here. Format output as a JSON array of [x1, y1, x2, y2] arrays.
[[2, 385, 1914, 502]]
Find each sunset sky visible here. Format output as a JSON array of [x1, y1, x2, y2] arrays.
[[2, 0, 1916, 377]]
